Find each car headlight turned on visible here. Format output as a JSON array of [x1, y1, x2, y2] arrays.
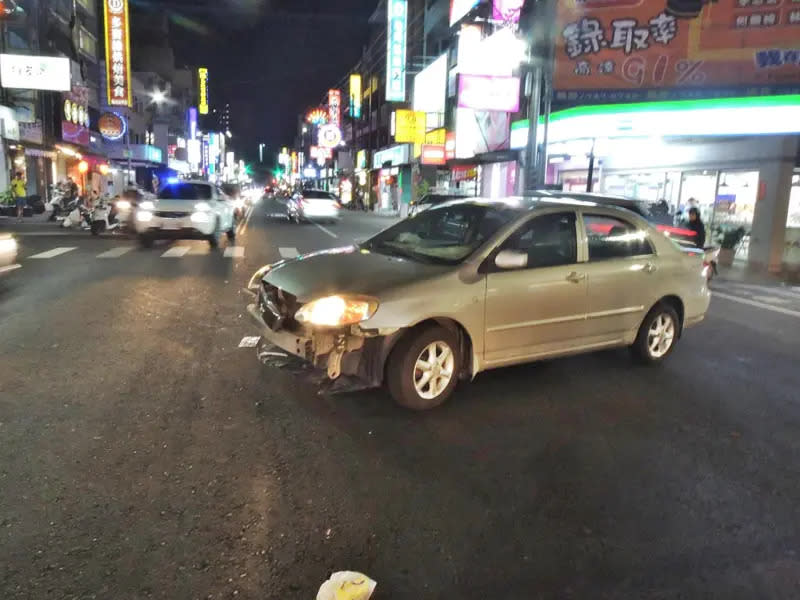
[[295, 295, 378, 328], [115, 199, 131, 210], [136, 210, 153, 222], [247, 264, 272, 291], [139, 200, 155, 211]]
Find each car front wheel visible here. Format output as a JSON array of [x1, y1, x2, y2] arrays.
[[631, 303, 680, 364], [387, 325, 460, 410]]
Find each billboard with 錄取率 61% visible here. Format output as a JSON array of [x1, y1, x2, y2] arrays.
[[554, 0, 800, 103]]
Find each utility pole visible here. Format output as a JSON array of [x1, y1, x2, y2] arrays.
[[521, 0, 556, 193]]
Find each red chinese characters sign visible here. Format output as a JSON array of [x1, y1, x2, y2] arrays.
[[554, 0, 800, 103], [328, 89, 342, 128], [103, 0, 132, 107]]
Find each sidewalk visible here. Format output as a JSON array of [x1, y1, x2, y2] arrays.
[[717, 262, 800, 287]]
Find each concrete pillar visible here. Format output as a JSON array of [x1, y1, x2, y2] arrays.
[[748, 136, 799, 273]]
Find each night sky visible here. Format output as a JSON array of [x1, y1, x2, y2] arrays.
[[131, 0, 377, 163]]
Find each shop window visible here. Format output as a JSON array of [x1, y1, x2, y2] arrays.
[[79, 27, 97, 59], [584, 214, 654, 261]]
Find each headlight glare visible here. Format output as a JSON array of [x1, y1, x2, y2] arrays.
[[295, 295, 378, 327], [136, 210, 153, 222], [194, 202, 211, 212], [191, 211, 211, 223], [139, 200, 155, 210], [116, 199, 131, 210]]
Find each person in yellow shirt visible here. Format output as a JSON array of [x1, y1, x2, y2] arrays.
[[11, 172, 26, 221]]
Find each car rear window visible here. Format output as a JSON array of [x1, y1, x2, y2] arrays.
[[159, 183, 212, 200], [303, 191, 336, 200]]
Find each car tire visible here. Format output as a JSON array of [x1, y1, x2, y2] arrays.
[[386, 325, 461, 410], [138, 234, 153, 249], [631, 303, 680, 364], [226, 227, 236, 242]]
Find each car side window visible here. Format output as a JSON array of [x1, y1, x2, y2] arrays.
[[499, 212, 577, 269], [583, 214, 654, 260]]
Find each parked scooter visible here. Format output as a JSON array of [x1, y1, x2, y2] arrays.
[[61, 197, 92, 230], [90, 195, 130, 235]]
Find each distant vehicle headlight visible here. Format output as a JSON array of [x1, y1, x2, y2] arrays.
[[115, 199, 131, 210], [136, 210, 153, 222], [139, 200, 155, 211], [295, 295, 378, 328], [247, 264, 272, 291]]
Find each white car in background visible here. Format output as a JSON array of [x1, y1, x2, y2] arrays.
[[288, 189, 340, 223], [134, 180, 237, 248], [0, 233, 19, 275]]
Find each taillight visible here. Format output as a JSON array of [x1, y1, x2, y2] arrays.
[[657, 224, 696, 238]]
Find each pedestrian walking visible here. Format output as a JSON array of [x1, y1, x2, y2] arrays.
[[11, 171, 26, 221], [687, 207, 706, 248]]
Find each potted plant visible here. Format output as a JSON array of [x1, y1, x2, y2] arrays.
[[718, 226, 746, 267]]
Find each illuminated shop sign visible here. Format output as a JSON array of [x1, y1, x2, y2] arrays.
[[310, 146, 333, 160], [103, 0, 132, 106], [450, 0, 479, 26], [306, 108, 328, 125], [99, 112, 127, 141], [198, 68, 209, 115], [413, 54, 448, 114], [457, 74, 520, 112], [349, 74, 362, 118], [0, 54, 70, 91], [318, 124, 342, 148], [328, 89, 342, 128], [421, 144, 447, 165], [425, 128, 447, 145], [510, 118, 529, 149], [455, 107, 511, 158], [393, 110, 426, 144], [386, 0, 408, 102], [188, 107, 198, 139], [372, 144, 409, 169], [492, 0, 523, 24]]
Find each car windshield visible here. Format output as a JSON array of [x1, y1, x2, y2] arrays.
[[158, 183, 212, 200], [303, 190, 336, 200], [363, 203, 517, 265]]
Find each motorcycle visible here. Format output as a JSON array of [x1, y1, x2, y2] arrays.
[[90, 195, 131, 236], [61, 197, 92, 230]]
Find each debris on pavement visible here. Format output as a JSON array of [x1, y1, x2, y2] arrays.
[[317, 571, 376, 600]]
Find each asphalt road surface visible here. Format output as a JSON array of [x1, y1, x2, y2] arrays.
[[1, 200, 800, 599]]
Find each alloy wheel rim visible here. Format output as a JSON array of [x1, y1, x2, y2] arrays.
[[413, 341, 455, 400], [647, 313, 676, 358]]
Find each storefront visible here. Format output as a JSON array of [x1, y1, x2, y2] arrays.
[[372, 144, 411, 214], [539, 96, 800, 272]]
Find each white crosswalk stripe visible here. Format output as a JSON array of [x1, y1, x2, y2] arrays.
[[97, 246, 135, 259], [279, 247, 298, 258], [224, 246, 245, 258], [28, 247, 77, 259], [161, 246, 191, 258]]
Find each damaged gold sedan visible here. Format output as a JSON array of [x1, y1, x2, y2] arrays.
[[247, 198, 710, 410]]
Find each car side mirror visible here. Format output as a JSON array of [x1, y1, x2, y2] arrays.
[[495, 249, 528, 270]]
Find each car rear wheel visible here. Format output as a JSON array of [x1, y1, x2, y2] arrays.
[[387, 325, 460, 410], [631, 303, 679, 364]]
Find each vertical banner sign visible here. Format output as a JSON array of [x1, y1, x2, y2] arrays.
[[198, 68, 209, 115], [386, 0, 408, 102], [188, 107, 198, 139], [103, 0, 132, 107], [349, 74, 362, 118], [328, 89, 341, 128]]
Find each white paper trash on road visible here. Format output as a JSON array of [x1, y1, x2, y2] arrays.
[[238, 336, 261, 348], [317, 571, 376, 600]]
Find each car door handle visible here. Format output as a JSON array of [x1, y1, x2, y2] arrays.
[[643, 262, 657, 274], [566, 271, 586, 283]]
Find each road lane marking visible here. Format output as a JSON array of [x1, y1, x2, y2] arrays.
[[237, 205, 254, 235], [28, 247, 77, 259], [97, 246, 134, 259], [279, 247, 298, 258], [314, 222, 338, 238], [161, 246, 190, 258], [224, 246, 245, 258], [750, 295, 790, 305], [714, 291, 800, 319]]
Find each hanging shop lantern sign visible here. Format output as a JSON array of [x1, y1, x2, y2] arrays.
[[318, 124, 342, 148], [328, 89, 341, 128], [306, 108, 328, 125], [99, 112, 127, 141], [198, 68, 209, 115]]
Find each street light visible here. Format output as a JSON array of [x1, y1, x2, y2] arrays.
[[150, 89, 167, 104]]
